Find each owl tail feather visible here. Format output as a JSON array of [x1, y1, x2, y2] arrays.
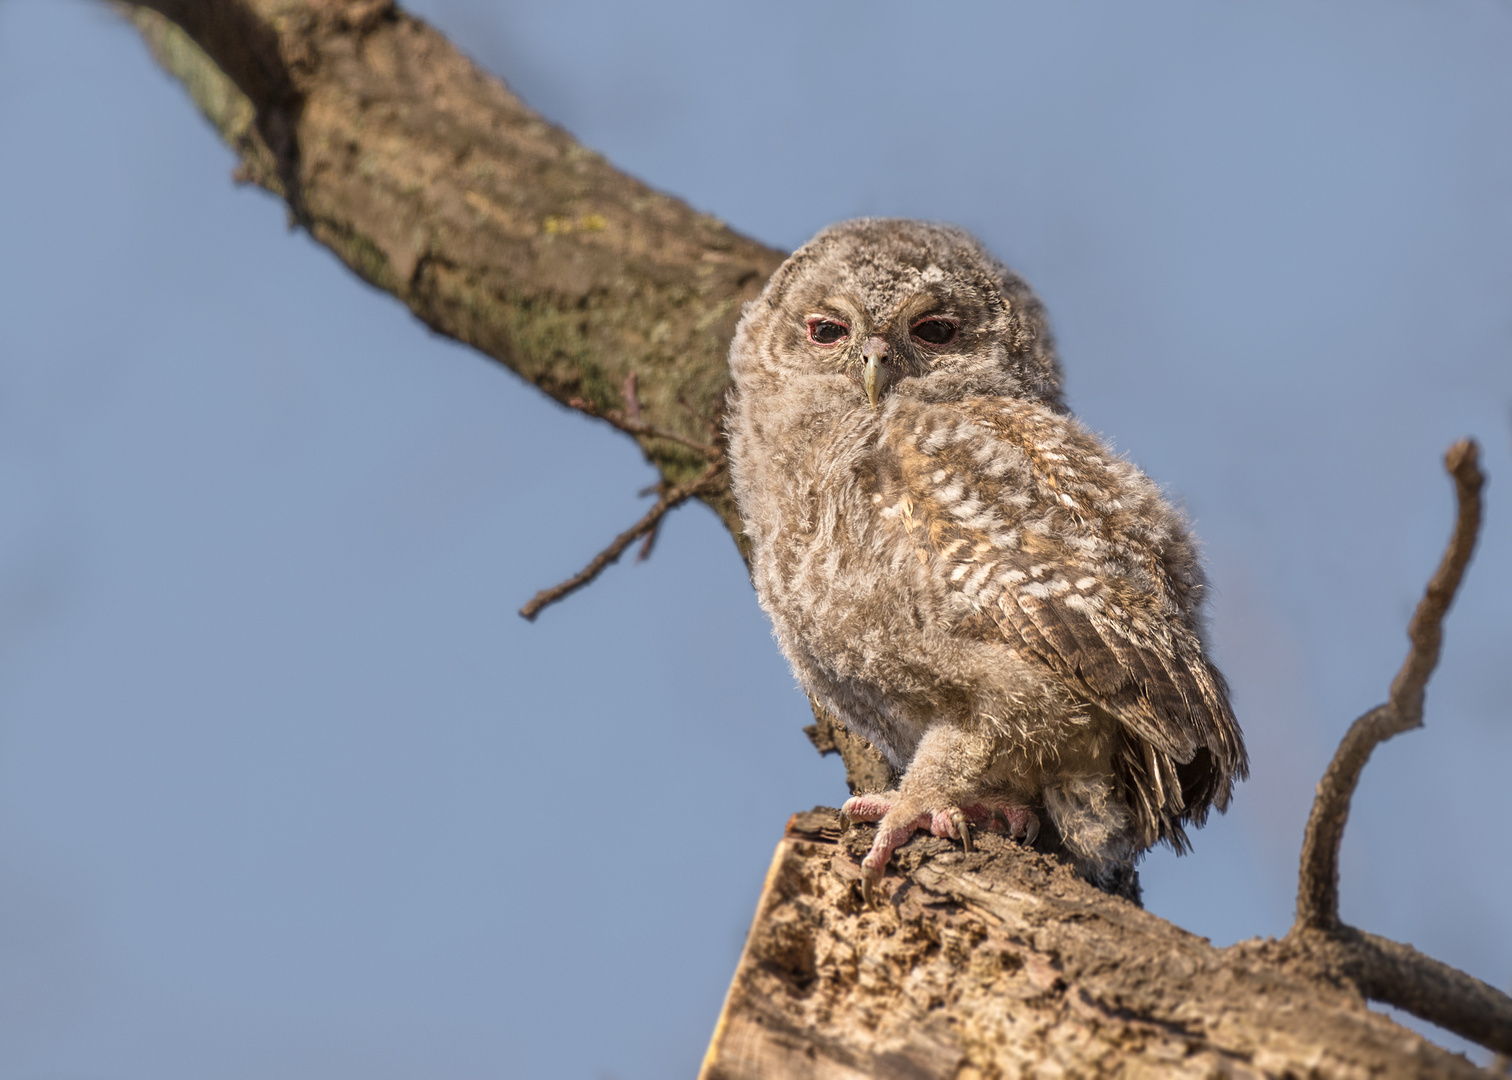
[[1042, 775, 1143, 904]]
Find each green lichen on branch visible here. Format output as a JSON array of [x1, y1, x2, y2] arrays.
[[130, 9, 258, 149]]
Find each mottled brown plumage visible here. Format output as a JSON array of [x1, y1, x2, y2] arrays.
[[727, 219, 1247, 899]]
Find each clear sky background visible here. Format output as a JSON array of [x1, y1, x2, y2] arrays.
[[1, 1, 1509, 1076]]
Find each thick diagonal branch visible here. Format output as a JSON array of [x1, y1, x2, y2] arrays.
[[120, 0, 783, 550], [704, 815, 1500, 1079], [1302, 926, 1512, 1057]]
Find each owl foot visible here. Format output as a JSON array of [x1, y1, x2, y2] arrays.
[[840, 793, 1039, 905], [982, 804, 1040, 846]]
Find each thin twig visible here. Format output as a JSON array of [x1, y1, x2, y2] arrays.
[[622, 371, 642, 422], [518, 460, 725, 621], [677, 391, 723, 443], [523, 382, 726, 618], [1294, 439, 1483, 933], [636, 476, 666, 561], [568, 396, 721, 460], [636, 519, 661, 562]]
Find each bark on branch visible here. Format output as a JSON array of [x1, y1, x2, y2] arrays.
[[123, 0, 780, 542], [701, 813, 1497, 1079]]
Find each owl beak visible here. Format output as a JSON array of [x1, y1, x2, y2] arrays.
[[862, 336, 890, 408]]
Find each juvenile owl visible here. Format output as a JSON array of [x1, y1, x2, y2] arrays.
[[727, 219, 1247, 901]]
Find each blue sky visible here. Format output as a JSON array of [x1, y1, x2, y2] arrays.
[[1, 1, 1509, 1075]]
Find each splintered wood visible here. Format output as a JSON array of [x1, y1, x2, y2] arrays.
[[700, 810, 1483, 1080]]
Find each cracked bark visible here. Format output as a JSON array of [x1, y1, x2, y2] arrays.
[[115, 2, 1510, 1073], [702, 813, 1498, 1080]]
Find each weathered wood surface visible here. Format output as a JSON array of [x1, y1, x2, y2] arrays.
[[702, 811, 1487, 1080]]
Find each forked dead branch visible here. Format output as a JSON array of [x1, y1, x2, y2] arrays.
[[115, 1, 1511, 1070]]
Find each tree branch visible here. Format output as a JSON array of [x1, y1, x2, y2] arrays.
[[803, 699, 896, 795], [1293, 925, 1512, 1057], [1296, 438, 1482, 932], [518, 459, 725, 621], [702, 812, 1497, 1079], [1286, 439, 1509, 1054], [565, 394, 723, 462], [119, 0, 782, 551]]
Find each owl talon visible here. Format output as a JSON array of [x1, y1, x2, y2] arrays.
[[859, 851, 891, 907], [1022, 812, 1040, 847], [949, 808, 972, 852]]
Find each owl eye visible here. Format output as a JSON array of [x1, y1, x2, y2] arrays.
[[806, 318, 850, 346], [911, 317, 959, 346]]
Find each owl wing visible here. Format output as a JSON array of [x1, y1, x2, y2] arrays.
[[880, 399, 1246, 845]]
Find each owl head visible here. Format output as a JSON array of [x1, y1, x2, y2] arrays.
[[729, 219, 1065, 415]]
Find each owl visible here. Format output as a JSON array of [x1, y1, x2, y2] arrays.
[[727, 219, 1247, 901]]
